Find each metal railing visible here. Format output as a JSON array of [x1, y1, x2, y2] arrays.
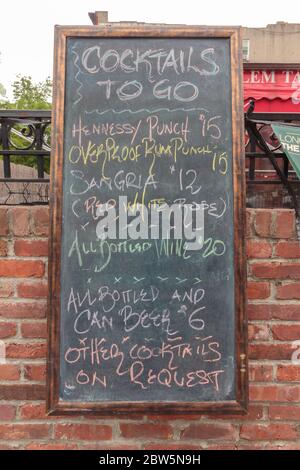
[[0, 110, 50, 204], [245, 112, 300, 185], [245, 111, 300, 213], [1, 109, 300, 207]]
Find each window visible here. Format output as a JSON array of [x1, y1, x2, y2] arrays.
[[243, 39, 250, 61]]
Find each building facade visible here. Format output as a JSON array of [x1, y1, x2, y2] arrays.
[[242, 22, 300, 64], [242, 22, 300, 113]]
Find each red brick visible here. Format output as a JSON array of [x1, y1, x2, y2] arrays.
[[205, 405, 264, 421], [6, 342, 46, 359], [31, 207, 49, 236], [240, 423, 297, 440], [23, 364, 46, 382], [275, 241, 300, 259], [0, 364, 20, 381], [0, 208, 8, 236], [0, 301, 46, 319], [120, 423, 172, 440], [21, 322, 46, 339], [248, 324, 270, 341], [146, 413, 199, 421], [26, 443, 78, 450], [0, 322, 17, 339], [272, 324, 300, 341], [265, 444, 300, 450], [237, 444, 266, 450], [17, 281, 48, 299], [246, 210, 254, 238], [250, 343, 294, 360], [9, 208, 30, 237], [81, 444, 139, 450], [0, 385, 45, 400], [251, 262, 300, 280], [85, 414, 143, 422], [249, 303, 300, 321], [1, 207, 300, 449], [249, 364, 273, 382], [0, 240, 8, 257], [0, 405, 16, 420], [254, 210, 272, 238], [269, 405, 300, 420], [181, 423, 236, 440], [274, 210, 295, 239], [277, 365, 300, 382], [55, 424, 112, 441], [247, 304, 272, 320], [20, 403, 47, 420], [250, 384, 300, 402], [271, 304, 300, 320], [0, 281, 14, 298], [0, 444, 19, 450], [14, 239, 48, 257], [276, 283, 300, 300], [247, 282, 270, 299], [145, 443, 202, 450], [247, 240, 272, 259], [0, 259, 44, 277], [207, 444, 237, 450], [0, 424, 50, 440]]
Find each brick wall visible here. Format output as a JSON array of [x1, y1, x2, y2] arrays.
[[0, 206, 300, 450]]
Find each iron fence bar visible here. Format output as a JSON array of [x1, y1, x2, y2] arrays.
[[246, 152, 286, 157], [246, 168, 298, 174], [249, 131, 256, 181], [246, 118, 300, 219], [0, 178, 50, 183], [283, 156, 290, 179], [0, 150, 50, 156], [1, 121, 11, 178], [251, 113, 300, 122], [35, 123, 44, 178], [247, 180, 300, 185], [0, 110, 51, 118]]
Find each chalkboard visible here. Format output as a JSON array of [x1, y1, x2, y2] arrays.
[[47, 24, 248, 415]]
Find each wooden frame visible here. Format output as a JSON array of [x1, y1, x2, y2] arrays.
[[47, 24, 248, 415]]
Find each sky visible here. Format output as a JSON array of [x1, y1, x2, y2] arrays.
[[0, 0, 300, 98]]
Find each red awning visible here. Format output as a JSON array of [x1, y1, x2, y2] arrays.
[[243, 69, 300, 113], [244, 98, 300, 113]]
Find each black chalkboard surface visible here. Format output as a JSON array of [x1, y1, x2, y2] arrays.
[[47, 25, 248, 415]]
